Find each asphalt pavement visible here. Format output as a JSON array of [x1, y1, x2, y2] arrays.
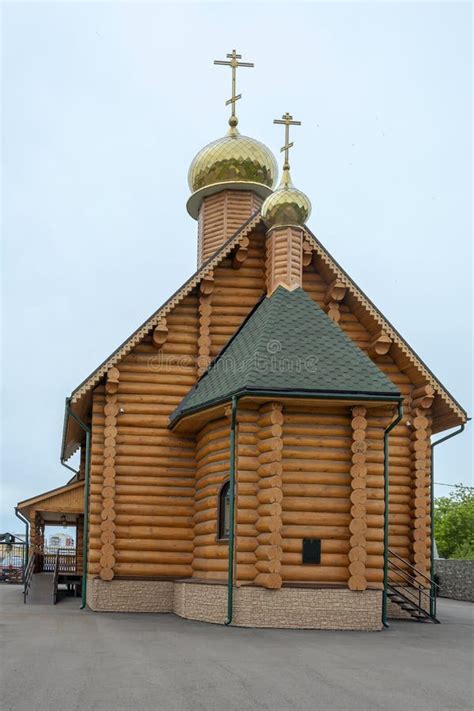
[[1, 585, 472, 711]]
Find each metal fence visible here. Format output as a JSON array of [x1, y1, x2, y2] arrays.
[[0, 538, 26, 583]]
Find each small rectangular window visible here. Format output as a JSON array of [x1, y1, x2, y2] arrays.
[[302, 538, 321, 564]]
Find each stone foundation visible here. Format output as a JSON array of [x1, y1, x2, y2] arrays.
[[87, 577, 382, 630], [87, 577, 174, 613]]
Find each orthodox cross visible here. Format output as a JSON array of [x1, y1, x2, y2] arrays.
[[274, 112, 301, 170], [214, 49, 254, 126]]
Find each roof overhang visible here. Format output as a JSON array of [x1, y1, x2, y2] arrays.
[[171, 388, 402, 434]]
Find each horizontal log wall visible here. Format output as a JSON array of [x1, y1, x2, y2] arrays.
[[303, 262, 425, 567], [209, 230, 266, 358], [87, 234, 267, 582], [235, 407, 259, 584], [255, 403, 284, 589], [348, 406, 369, 591], [193, 416, 231, 580], [281, 405, 353, 584], [409, 404, 432, 576], [98, 370, 119, 581], [88, 386, 105, 576], [89, 294, 199, 579]]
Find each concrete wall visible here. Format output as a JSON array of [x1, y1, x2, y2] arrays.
[[435, 560, 474, 603]]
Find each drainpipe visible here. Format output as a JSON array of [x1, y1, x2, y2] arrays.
[[430, 422, 466, 617], [63, 398, 91, 610], [225, 395, 238, 625], [15, 508, 29, 573], [382, 400, 403, 628]]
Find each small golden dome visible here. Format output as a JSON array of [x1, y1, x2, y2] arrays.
[[261, 169, 311, 228], [186, 126, 278, 218]]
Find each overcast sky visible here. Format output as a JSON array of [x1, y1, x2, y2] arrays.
[[1, 1, 472, 532]]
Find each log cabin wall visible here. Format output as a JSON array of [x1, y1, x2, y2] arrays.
[[254, 403, 284, 589], [87, 235, 267, 584], [88, 294, 199, 581], [234, 406, 260, 585], [89, 385, 105, 577], [302, 260, 432, 572], [208, 229, 266, 359], [281, 404, 353, 585], [364, 410, 390, 587], [193, 416, 231, 580], [197, 190, 262, 267]]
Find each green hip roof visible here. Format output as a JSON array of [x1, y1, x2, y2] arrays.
[[170, 286, 400, 425]]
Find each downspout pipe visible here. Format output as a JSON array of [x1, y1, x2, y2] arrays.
[[225, 395, 238, 625], [430, 422, 466, 617], [63, 397, 91, 610], [382, 400, 403, 629], [15, 507, 29, 573]]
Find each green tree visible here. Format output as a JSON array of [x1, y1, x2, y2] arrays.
[[434, 485, 474, 559]]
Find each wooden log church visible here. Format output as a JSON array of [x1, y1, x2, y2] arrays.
[[17, 51, 467, 629]]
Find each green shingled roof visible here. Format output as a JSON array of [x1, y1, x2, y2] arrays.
[[170, 286, 399, 425]]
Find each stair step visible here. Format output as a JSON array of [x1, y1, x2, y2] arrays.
[[387, 550, 439, 624]]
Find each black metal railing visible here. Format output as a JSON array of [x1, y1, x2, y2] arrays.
[[387, 548, 439, 619], [23, 552, 36, 603]]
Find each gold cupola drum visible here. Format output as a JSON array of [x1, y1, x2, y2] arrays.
[[187, 50, 278, 265], [261, 112, 311, 229]]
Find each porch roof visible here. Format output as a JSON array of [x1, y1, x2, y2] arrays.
[[17, 480, 84, 523]]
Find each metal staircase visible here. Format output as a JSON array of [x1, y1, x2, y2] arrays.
[[387, 548, 440, 623]]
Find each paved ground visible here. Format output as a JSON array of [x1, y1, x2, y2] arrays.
[[1, 585, 472, 711]]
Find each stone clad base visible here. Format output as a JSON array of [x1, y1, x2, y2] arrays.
[[87, 578, 174, 613], [87, 577, 382, 630]]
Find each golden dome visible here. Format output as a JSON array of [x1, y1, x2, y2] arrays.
[[187, 126, 278, 218], [261, 169, 311, 228], [188, 127, 277, 192]]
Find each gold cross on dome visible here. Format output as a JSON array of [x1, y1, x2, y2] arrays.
[[214, 49, 254, 126], [274, 112, 302, 170]]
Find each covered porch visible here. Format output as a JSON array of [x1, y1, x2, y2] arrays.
[[17, 480, 84, 603]]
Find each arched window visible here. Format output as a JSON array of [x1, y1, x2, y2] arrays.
[[218, 481, 231, 540]]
